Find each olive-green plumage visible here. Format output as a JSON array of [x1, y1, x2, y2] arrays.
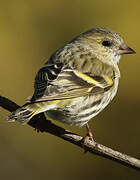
[[7, 28, 135, 128]]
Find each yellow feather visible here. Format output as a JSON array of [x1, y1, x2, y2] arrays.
[[74, 71, 104, 88], [102, 75, 113, 86]]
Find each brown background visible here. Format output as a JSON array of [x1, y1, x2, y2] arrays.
[[0, 0, 140, 179]]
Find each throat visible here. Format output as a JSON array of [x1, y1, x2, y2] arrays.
[[114, 55, 121, 64]]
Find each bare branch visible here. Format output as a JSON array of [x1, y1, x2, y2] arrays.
[[0, 95, 140, 171]]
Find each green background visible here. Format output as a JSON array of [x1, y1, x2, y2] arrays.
[[0, 0, 140, 179]]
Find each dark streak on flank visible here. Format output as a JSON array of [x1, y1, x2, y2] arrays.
[[81, 59, 88, 70], [79, 99, 102, 111], [71, 60, 78, 69]]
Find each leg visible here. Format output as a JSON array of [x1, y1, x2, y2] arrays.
[[80, 123, 95, 153], [85, 123, 94, 142], [82, 123, 94, 144]]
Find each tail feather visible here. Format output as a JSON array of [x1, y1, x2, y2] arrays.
[[6, 105, 35, 124]]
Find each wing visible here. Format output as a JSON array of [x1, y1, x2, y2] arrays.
[[29, 44, 116, 103], [29, 65, 115, 103], [30, 62, 63, 101]]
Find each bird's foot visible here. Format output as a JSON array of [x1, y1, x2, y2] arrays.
[[80, 123, 96, 153], [80, 132, 96, 153]]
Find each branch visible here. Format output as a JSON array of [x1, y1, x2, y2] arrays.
[[0, 96, 140, 171]]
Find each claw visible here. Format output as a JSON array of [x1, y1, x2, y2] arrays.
[[80, 123, 96, 153]]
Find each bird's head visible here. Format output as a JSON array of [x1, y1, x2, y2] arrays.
[[76, 28, 135, 65]]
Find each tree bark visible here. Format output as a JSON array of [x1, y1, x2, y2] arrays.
[[0, 95, 140, 171]]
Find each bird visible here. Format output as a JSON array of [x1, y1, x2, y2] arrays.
[[6, 28, 135, 142]]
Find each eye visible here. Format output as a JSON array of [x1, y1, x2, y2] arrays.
[[102, 40, 112, 47]]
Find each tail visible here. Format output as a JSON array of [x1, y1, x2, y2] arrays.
[[6, 104, 36, 124]]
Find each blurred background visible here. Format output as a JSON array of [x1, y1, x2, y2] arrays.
[[0, 0, 140, 179]]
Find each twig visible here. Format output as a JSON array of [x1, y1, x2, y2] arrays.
[[0, 95, 140, 171]]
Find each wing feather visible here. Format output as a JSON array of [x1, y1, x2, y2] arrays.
[[30, 62, 63, 101], [30, 70, 114, 103], [29, 52, 115, 103]]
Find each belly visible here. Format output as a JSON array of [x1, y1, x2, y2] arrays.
[[46, 91, 114, 126], [46, 78, 119, 126]]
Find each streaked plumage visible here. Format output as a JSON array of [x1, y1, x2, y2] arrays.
[[7, 28, 135, 130]]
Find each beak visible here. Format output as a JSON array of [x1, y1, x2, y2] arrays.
[[118, 44, 136, 55]]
